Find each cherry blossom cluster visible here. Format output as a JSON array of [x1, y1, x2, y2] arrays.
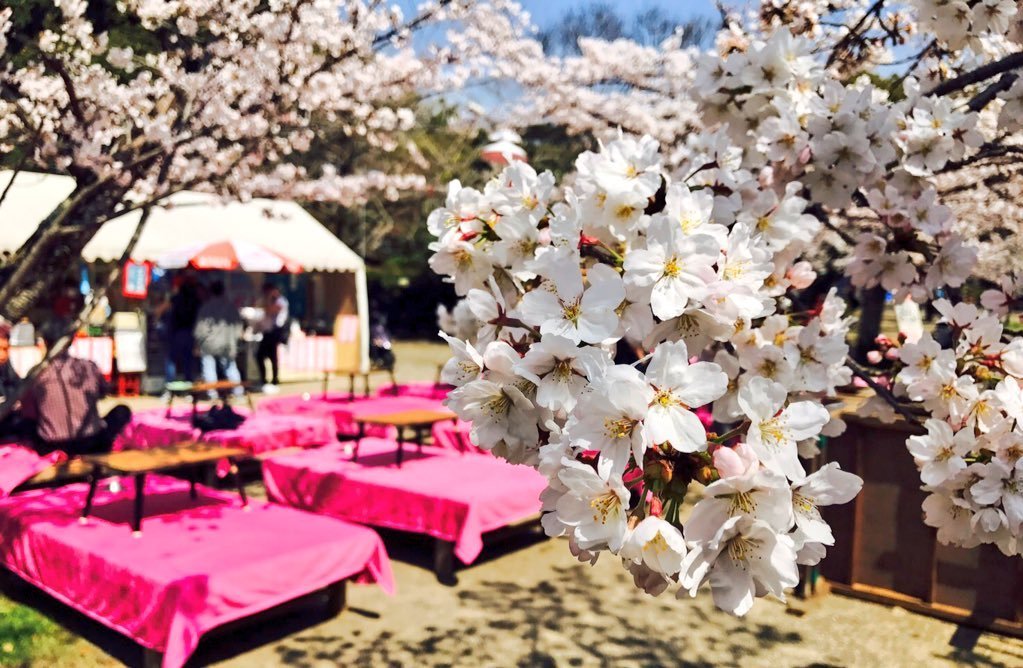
[[0, 1, 533, 211], [429, 136, 863, 615], [492, 1, 1023, 299], [885, 301, 1023, 555], [686, 29, 985, 301]]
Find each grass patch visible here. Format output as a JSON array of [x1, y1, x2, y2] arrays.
[[0, 594, 76, 667]]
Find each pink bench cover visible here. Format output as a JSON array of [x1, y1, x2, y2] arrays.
[[0, 444, 65, 497], [430, 419, 488, 455], [114, 407, 337, 455], [263, 438, 546, 565], [259, 393, 446, 437], [373, 382, 452, 400], [0, 477, 393, 668]]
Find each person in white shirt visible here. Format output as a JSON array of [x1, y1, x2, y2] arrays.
[[255, 282, 288, 393]]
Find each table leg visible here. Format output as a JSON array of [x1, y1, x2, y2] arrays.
[[188, 468, 198, 501], [80, 464, 101, 523], [415, 425, 424, 454], [322, 371, 329, 399], [229, 458, 248, 508], [396, 426, 405, 468], [133, 473, 146, 536], [165, 394, 174, 418], [348, 374, 355, 402], [364, 373, 371, 398]]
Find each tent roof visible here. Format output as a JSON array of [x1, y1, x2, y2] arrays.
[[0, 171, 78, 254], [0, 171, 364, 273]]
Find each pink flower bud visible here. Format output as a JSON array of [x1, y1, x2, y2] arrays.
[[866, 350, 883, 364]]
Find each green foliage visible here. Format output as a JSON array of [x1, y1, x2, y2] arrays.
[[0, 595, 75, 666], [520, 124, 596, 179], [863, 72, 906, 102]]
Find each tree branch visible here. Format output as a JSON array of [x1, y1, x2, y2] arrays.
[[967, 72, 1017, 111], [826, 0, 886, 68], [927, 51, 1023, 98]]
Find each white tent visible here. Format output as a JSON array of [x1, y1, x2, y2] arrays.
[[0, 171, 77, 254], [0, 170, 369, 372]]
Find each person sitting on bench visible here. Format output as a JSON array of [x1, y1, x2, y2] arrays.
[[20, 323, 132, 457]]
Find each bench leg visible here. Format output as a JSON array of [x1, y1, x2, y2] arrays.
[[364, 373, 371, 398], [348, 374, 355, 402], [433, 539, 456, 585], [326, 580, 347, 617], [141, 646, 163, 668], [133, 473, 146, 536]]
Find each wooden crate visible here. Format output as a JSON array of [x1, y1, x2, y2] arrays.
[[820, 410, 1023, 636]]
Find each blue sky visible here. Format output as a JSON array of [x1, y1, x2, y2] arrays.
[[515, 0, 727, 27], [392, 0, 750, 116], [394, 0, 741, 32]]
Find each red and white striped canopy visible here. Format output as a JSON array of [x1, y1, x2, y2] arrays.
[[157, 239, 302, 274]]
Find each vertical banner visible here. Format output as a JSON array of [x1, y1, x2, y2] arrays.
[[122, 260, 151, 299]]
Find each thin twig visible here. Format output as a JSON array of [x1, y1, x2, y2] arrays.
[[845, 356, 922, 426]]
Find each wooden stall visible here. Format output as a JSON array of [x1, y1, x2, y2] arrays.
[[821, 403, 1023, 637]]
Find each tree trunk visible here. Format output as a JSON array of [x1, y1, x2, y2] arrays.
[[854, 285, 886, 363], [0, 189, 120, 322]]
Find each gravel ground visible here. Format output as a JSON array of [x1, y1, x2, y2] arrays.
[[203, 535, 1023, 668], [5, 340, 1023, 667]]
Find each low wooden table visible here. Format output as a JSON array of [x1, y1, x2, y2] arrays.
[[351, 409, 457, 467], [165, 380, 255, 417], [80, 443, 249, 535]]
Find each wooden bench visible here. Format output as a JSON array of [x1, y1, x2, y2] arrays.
[[322, 366, 397, 401], [165, 380, 256, 417]]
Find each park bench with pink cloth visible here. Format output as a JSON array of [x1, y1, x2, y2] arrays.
[[262, 437, 547, 583], [372, 381, 453, 401], [0, 475, 394, 668], [259, 393, 446, 438], [114, 406, 337, 456]]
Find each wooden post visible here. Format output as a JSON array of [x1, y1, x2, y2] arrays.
[[433, 538, 456, 584], [141, 647, 162, 668], [326, 580, 347, 616]]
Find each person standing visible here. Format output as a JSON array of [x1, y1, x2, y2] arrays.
[[168, 275, 201, 381], [20, 323, 132, 456], [194, 280, 244, 393], [255, 282, 288, 393]]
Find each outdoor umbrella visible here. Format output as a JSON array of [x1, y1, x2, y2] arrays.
[[156, 239, 303, 273]]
